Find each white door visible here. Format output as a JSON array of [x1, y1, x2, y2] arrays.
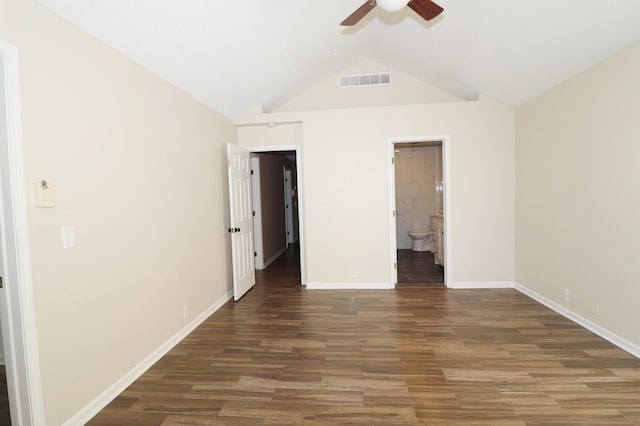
[[227, 143, 255, 301], [0, 44, 45, 425], [284, 168, 294, 245]]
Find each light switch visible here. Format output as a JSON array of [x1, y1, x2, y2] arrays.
[[35, 180, 55, 208], [62, 225, 76, 248]]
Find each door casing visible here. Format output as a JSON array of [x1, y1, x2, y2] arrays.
[[244, 145, 306, 285]]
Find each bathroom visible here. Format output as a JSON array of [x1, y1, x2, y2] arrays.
[[394, 141, 445, 285]]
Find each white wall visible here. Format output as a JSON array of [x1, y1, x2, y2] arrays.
[[239, 95, 516, 288], [1, 0, 235, 423], [516, 42, 640, 349]]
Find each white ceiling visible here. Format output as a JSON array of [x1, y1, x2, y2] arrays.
[[38, 0, 640, 120]]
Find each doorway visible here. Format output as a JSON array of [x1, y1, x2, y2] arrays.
[[247, 146, 305, 283], [388, 136, 450, 288]]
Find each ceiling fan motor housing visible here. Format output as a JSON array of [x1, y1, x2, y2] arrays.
[[341, 0, 442, 26], [376, 0, 410, 12]]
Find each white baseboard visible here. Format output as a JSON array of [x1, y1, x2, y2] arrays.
[[515, 283, 640, 360], [305, 282, 394, 290], [306, 282, 515, 290], [449, 281, 515, 289], [63, 290, 234, 426]]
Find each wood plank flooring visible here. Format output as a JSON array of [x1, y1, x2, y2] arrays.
[[89, 245, 640, 425]]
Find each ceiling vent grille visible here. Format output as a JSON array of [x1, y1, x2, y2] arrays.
[[339, 72, 391, 88]]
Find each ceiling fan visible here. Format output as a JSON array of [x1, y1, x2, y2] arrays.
[[341, 0, 444, 26]]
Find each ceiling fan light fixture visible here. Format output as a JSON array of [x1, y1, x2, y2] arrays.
[[376, 0, 410, 13]]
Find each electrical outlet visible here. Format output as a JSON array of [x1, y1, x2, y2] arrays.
[[182, 305, 189, 319], [592, 303, 600, 316], [349, 268, 357, 278], [563, 288, 570, 302]]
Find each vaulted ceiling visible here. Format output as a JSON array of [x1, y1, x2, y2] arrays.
[[38, 0, 640, 120]]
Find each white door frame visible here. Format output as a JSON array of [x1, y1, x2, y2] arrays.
[[245, 145, 306, 285], [388, 135, 452, 288], [283, 168, 294, 245], [250, 156, 265, 270], [0, 41, 46, 425]]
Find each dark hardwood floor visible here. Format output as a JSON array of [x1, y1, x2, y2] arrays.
[[0, 365, 9, 425], [88, 244, 640, 425], [397, 249, 444, 285]]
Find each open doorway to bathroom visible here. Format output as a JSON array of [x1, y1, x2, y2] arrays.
[[393, 141, 445, 285]]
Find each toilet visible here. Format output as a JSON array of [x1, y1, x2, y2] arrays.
[[408, 229, 433, 252]]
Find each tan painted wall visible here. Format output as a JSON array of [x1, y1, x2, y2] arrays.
[[239, 95, 516, 287], [237, 122, 303, 147], [1, 0, 235, 423], [516, 42, 640, 347], [272, 58, 464, 113]]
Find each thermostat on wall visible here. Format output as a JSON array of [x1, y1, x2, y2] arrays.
[[35, 180, 55, 208]]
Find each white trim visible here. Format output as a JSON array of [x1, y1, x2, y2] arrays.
[[449, 281, 515, 289], [515, 283, 640, 360], [387, 142, 398, 285], [244, 144, 307, 284], [305, 282, 394, 290], [250, 156, 264, 270], [262, 245, 287, 270], [387, 135, 451, 288], [63, 290, 234, 426], [0, 41, 46, 425], [283, 168, 294, 245], [442, 136, 452, 286]]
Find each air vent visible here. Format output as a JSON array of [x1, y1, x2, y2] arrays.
[[339, 72, 391, 88]]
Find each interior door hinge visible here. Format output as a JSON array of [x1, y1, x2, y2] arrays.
[[252, 210, 256, 216], [394, 262, 397, 270], [0, 276, 3, 288], [391, 157, 395, 165], [254, 252, 257, 257], [393, 210, 396, 217], [251, 169, 254, 175]]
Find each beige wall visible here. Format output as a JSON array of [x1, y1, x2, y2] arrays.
[[1, 0, 235, 423], [516, 42, 640, 348], [237, 122, 303, 147], [272, 59, 464, 113], [239, 95, 516, 287]]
